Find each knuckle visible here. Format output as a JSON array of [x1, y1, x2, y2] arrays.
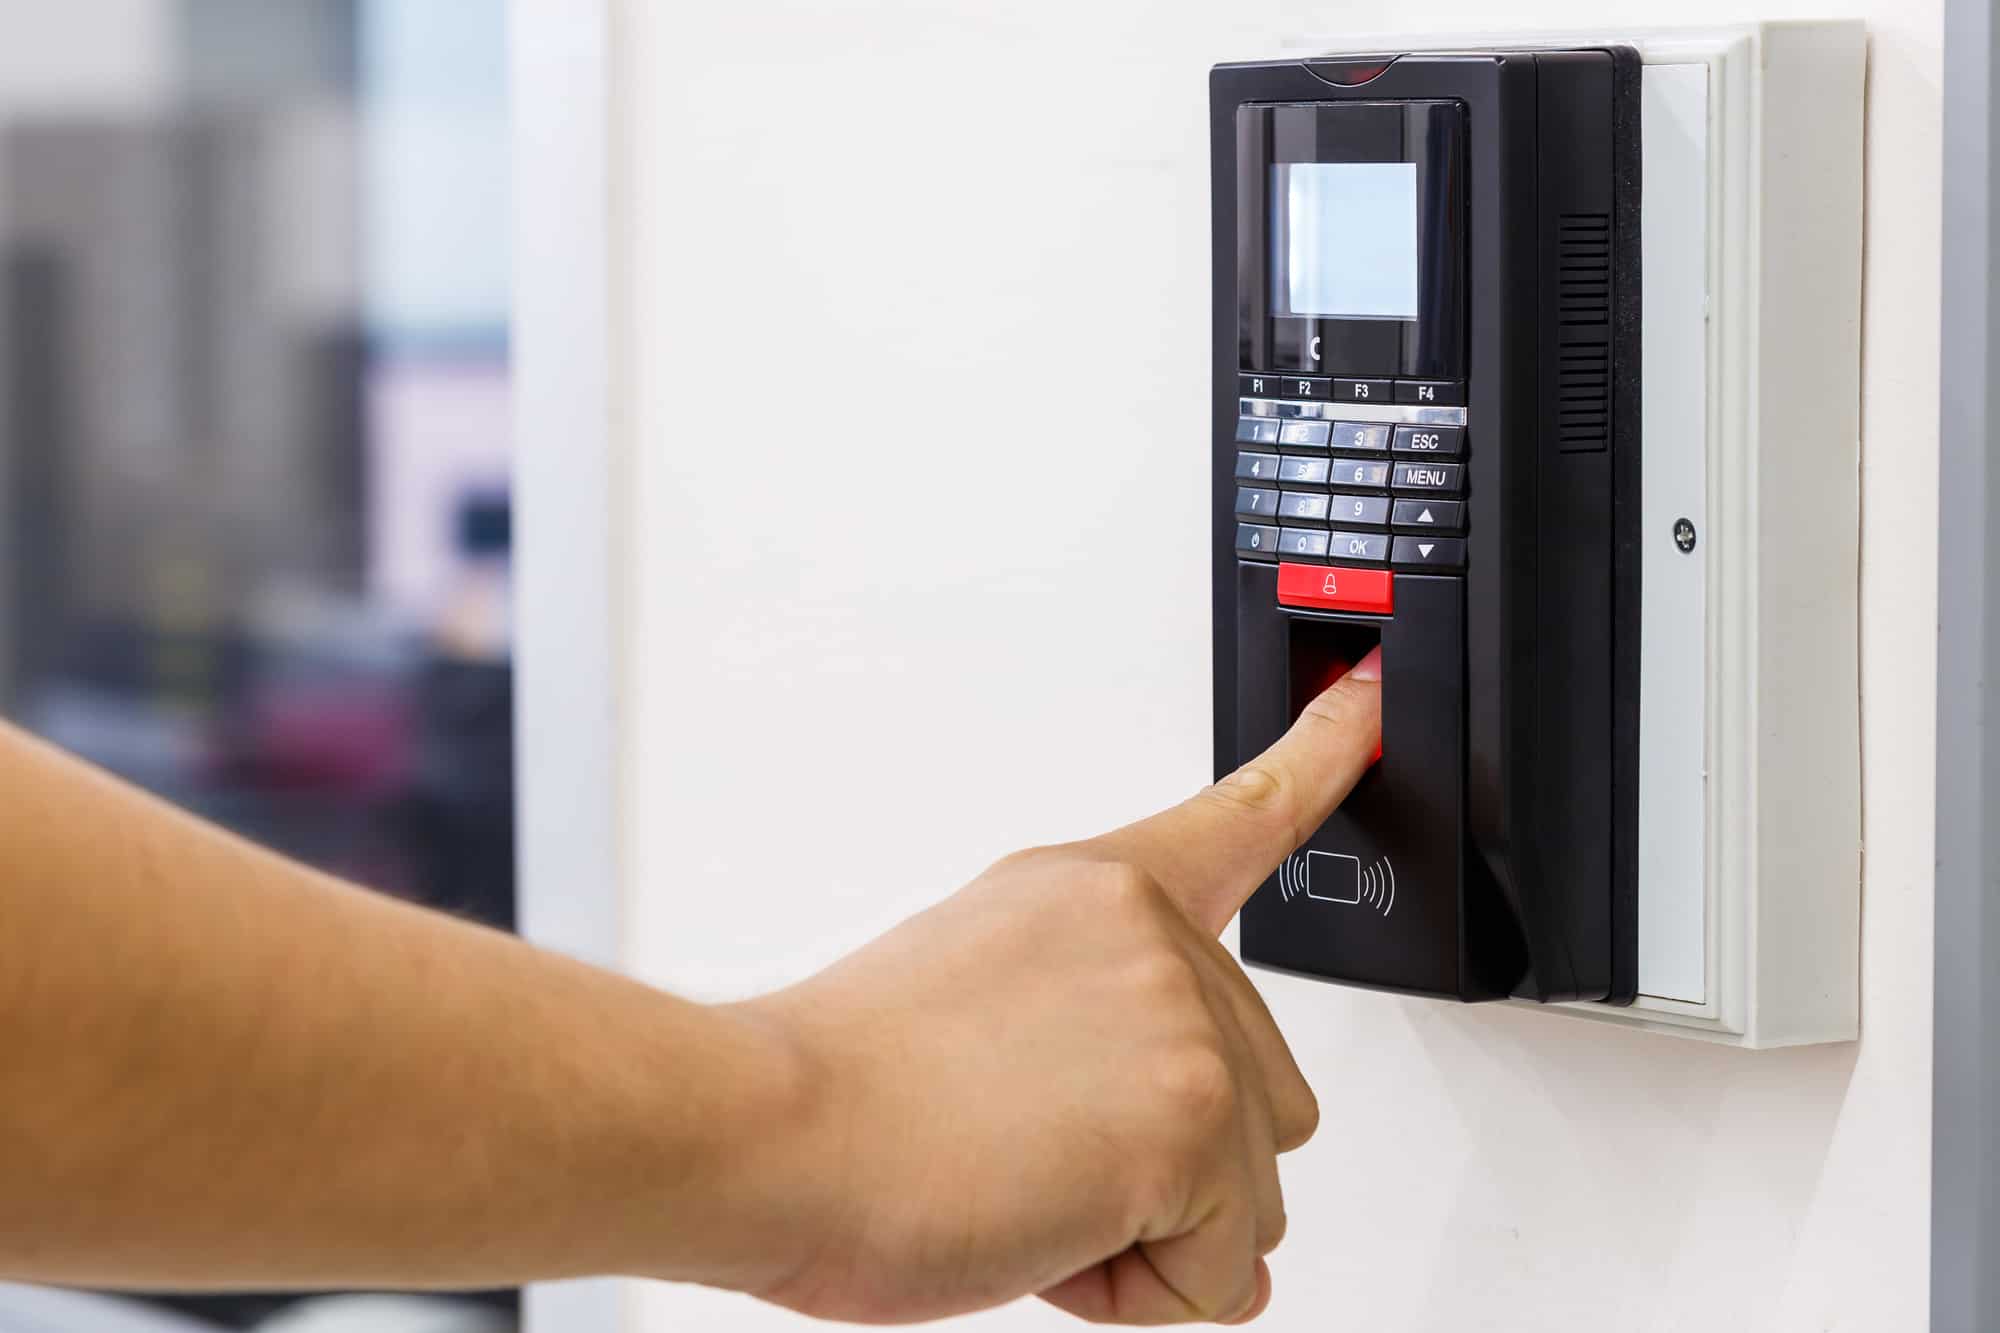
[[1199, 763, 1299, 841], [1297, 677, 1382, 745], [1226, 1277, 1263, 1323], [1291, 1082, 1322, 1146], [1272, 1078, 1321, 1152], [1258, 1205, 1289, 1255], [1126, 1159, 1188, 1234], [987, 843, 1064, 876], [1300, 676, 1368, 725], [1192, 1262, 1261, 1323], [1096, 860, 1164, 918], [1131, 949, 1203, 1006], [1155, 1044, 1238, 1134]]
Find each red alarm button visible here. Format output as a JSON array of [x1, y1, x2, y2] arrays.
[[1276, 562, 1394, 614]]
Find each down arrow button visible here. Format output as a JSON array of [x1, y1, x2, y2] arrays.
[[1391, 536, 1466, 568]]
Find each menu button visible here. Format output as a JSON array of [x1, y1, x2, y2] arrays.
[[1391, 462, 1465, 494]]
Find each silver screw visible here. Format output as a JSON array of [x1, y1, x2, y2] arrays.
[[1674, 518, 1697, 554]]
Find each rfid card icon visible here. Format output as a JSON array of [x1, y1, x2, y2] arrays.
[[1277, 850, 1396, 917], [1305, 850, 1361, 904]]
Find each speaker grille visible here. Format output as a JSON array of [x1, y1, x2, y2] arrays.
[[1556, 213, 1612, 450]]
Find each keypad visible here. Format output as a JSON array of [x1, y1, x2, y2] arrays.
[[1328, 531, 1390, 561], [1333, 378, 1394, 404], [1236, 487, 1279, 520], [1391, 461, 1464, 493], [1330, 459, 1392, 489], [1236, 417, 1281, 446], [1277, 456, 1331, 486], [1395, 380, 1464, 407], [1278, 528, 1331, 559], [1330, 423, 1392, 452], [1231, 376, 1470, 567], [1391, 425, 1464, 456], [1236, 523, 1278, 557], [1330, 494, 1392, 526], [1277, 491, 1332, 522], [1391, 535, 1466, 568], [1236, 451, 1280, 483], [1277, 420, 1332, 449], [1391, 498, 1464, 531]]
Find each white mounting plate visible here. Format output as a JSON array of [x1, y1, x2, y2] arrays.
[[1281, 23, 1865, 1047]]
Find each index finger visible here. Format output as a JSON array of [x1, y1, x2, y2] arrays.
[[1094, 646, 1381, 935]]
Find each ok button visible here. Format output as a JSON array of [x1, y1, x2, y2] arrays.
[[1391, 425, 1465, 456]]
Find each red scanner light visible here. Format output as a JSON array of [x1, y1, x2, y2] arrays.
[[1276, 563, 1394, 615]]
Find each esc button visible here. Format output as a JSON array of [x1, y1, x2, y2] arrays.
[[1391, 424, 1465, 456]]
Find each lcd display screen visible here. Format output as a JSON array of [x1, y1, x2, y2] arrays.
[[1271, 162, 1420, 321]]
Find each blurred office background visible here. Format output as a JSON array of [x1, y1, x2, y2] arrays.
[[0, 1, 516, 1329]]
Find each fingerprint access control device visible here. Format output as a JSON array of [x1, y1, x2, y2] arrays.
[[1211, 48, 1643, 1005]]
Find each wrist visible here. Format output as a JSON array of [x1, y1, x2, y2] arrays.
[[672, 991, 851, 1299], [546, 973, 842, 1292]]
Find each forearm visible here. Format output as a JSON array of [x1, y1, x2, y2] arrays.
[[0, 722, 813, 1292]]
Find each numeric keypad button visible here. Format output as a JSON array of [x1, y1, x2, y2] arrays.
[[1277, 528, 1331, 559], [1236, 523, 1279, 558], [1330, 423, 1392, 452], [1235, 451, 1281, 483], [1329, 458, 1392, 489], [1277, 420, 1332, 448], [1235, 487, 1279, 520], [1277, 456, 1331, 486], [1236, 416, 1282, 445], [1277, 491, 1331, 522], [1329, 494, 1391, 526]]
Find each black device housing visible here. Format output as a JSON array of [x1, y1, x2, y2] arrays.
[[1210, 50, 1643, 1004]]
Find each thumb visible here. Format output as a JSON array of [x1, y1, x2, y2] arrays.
[[1093, 646, 1382, 935]]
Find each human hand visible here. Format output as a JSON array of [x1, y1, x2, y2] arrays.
[[737, 647, 1382, 1325]]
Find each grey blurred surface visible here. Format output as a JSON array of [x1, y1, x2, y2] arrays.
[[0, 1, 516, 1329]]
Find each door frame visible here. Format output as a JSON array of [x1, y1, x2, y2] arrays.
[[511, 0, 628, 1327], [1934, 0, 2000, 1326]]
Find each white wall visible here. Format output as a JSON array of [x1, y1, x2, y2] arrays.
[[608, 1, 1939, 1328]]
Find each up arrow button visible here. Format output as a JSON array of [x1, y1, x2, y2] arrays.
[[1391, 499, 1466, 531]]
